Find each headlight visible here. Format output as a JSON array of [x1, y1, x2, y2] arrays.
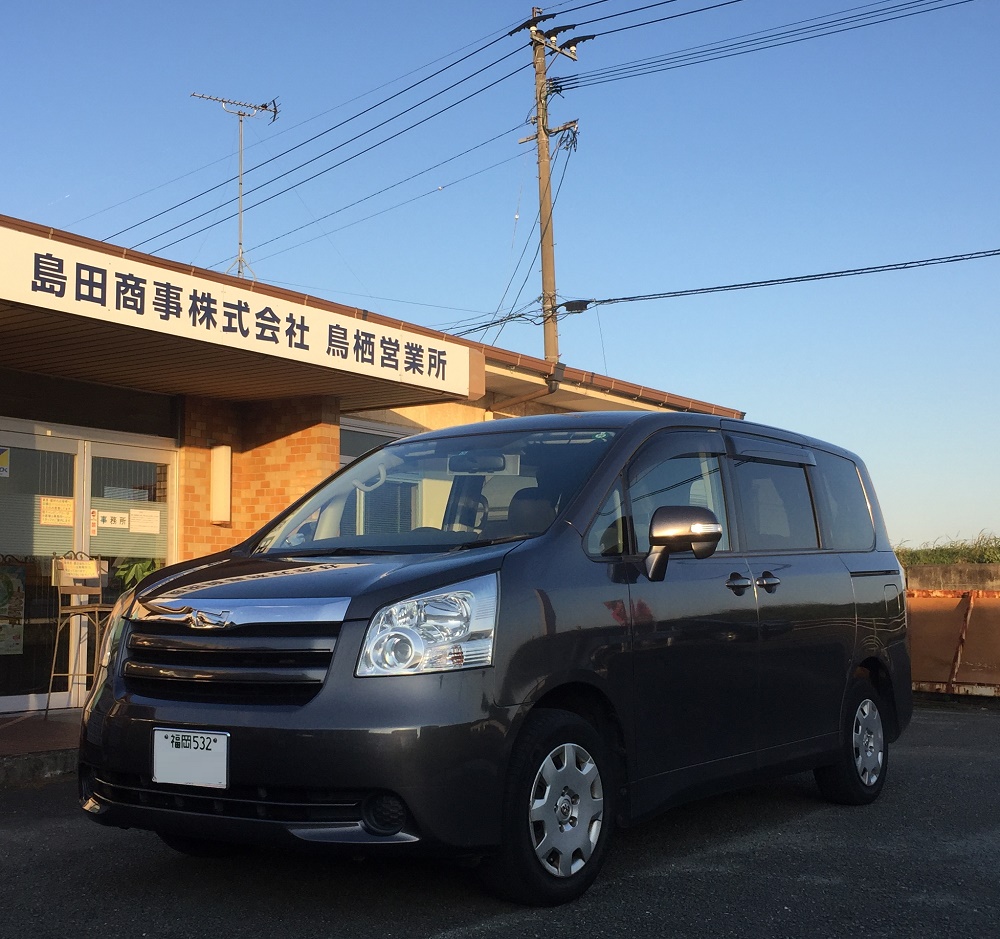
[[356, 574, 498, 677]]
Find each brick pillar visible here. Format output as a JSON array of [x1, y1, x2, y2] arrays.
[[177, 395, 339, 561], [234, 397, 340, 535]]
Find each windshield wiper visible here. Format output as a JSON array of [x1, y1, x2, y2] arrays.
[[450, 535, 527, 551], [267, 546, 401, 558]]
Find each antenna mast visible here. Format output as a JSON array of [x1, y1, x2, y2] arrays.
[[191, 92, 279, 279]]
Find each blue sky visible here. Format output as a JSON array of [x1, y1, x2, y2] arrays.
[[3, 0, 997, 546]]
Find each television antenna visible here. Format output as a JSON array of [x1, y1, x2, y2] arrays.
[[191, 92, 279, 279]]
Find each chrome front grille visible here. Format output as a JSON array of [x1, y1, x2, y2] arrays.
[[120, 594, 349, 705], [122, 623, 338, 705]]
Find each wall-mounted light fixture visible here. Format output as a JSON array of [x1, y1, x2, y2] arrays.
[[210, 445, 232, 525]]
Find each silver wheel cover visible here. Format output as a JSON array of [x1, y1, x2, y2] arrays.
[[528, 742, 604, 878], [853, 698, 884, 787]]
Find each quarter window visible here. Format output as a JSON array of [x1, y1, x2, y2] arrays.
[[810, 451, 875, 551]]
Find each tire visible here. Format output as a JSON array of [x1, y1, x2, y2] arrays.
[[814, 678, 888, 805], [479, 709, 616, 906], [157, 831, 242, 858]]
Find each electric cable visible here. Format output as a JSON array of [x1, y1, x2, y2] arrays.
[[432, 135, 574, 339], [554, 0, 977, 91], [450, 247, 1000, 335], [559, 0, 971, 87], [249, 152, 527, 266], [142, 61, 531, 254], [578, 0, 744, 33], [214, 124, 526, 265], [489, 138, 577, 346], [590, 248, 1000, 306], [107, 36, 521, 243]]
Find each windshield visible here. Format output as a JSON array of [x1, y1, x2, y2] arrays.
[[253, 427, 617, 556]]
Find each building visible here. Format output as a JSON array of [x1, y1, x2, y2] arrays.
[[0, 212, 742, 714]]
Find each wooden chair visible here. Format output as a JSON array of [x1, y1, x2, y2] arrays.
[[46, 555, 115, 717]]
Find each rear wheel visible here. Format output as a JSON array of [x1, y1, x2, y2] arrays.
[[814, 678, 888, 805], [479, 709, 616, 906]]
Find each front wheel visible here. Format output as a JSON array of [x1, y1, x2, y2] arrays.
[[479, 709, 616, 906], [814, 678, 888, 805]]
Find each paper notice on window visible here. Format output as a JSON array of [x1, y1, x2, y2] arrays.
[[40, 496, 74, 526], [130, 508, 162, 534], [0, 624, 24, 655]]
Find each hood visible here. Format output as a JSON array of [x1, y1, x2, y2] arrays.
[[133, 543, 519, 623]]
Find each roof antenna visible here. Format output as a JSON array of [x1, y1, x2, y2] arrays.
[[191, 93, 279, 279]]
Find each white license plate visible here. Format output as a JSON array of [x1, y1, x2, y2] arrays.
[[153, 727, 229, 789]]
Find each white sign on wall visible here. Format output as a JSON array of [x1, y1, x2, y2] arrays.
[[0, 228, 471, 398]]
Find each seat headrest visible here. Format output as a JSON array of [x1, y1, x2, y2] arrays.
[[507, 488, 556, 535]]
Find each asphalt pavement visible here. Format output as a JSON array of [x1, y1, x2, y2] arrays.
[[1, 701, 998, 938]]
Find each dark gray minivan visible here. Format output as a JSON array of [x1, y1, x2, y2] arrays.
[[79, 411, 912, 905]]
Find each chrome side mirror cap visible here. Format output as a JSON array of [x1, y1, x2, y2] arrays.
[[646, 506, 723, 581]]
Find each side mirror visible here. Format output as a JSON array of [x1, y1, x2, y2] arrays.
[[645, 506, 724, 582]]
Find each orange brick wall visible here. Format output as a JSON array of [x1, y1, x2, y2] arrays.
[[178, 395, 340, 561]]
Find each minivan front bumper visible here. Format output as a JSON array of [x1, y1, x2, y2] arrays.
[[80, 627, 513, 853]]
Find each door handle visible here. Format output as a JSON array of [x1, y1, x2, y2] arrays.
[[726, 573, 753, 596], [756, 572, 781, 594]]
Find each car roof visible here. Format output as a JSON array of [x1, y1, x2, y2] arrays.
[[401, 410, 720, 442], [394, 411, 861, 464]]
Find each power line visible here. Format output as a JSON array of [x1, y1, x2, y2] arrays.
[[592, 248, 1000, 305], [487, 140, 578, 346], [449, 247, 1000, 334], [107, 33, 519, 244], [141, 61, 531, 254], [565, 0, 687, 26], [223, 124, 526, 265], [249, 151, 528, 266], [553, 0, 977, 91], [104, 2, 741, 250], [585, 0, 745, 36], [78, 20, 530, 229]]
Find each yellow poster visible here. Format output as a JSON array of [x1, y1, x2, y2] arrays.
[[40, 496, 74, 526], [0, 447, 9, 478]]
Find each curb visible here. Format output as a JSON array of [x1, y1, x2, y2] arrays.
[[0, 749, 77, 790]]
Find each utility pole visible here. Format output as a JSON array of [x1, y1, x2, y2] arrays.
[[513, 9, 592, 365], [191, 93, 279, 279]]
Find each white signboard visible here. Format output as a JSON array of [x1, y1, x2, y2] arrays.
[[129, 508, 162, 535], [0, 227, 471, 398]]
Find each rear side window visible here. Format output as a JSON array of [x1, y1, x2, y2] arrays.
[[810, 451, 875, 551], [733, 460, 818, 551]]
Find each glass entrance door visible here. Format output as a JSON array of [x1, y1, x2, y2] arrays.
[[0, 426, 175, 713], [0, 434, 77, 713], [89, 447, 171, 604]]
